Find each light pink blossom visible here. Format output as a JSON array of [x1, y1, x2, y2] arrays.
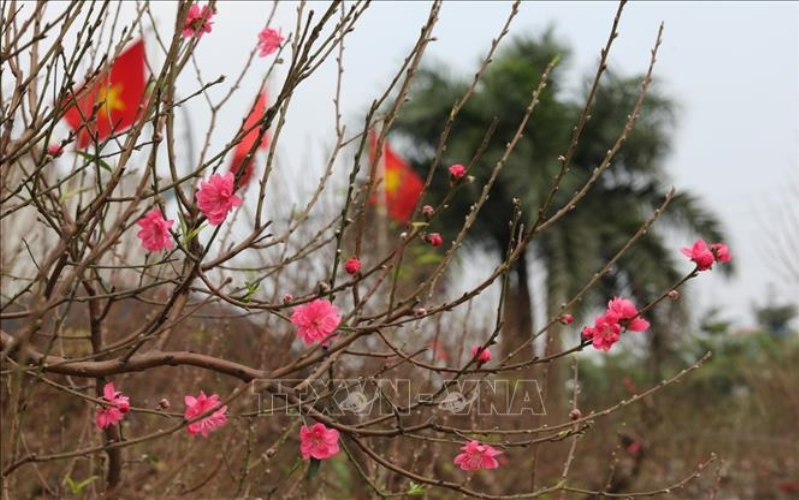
[[344, 257, 361, 275], [184, 391, 228, 438], [422, 205, 435, 219], [183, 4, 214, 38], [453, 440, 503, 471], [291, 299, 341, 345], [196, 172, 242, 225], [471, 345, 492, 364], [257, 27, 284, 57], [136, 209, 174, 252], [681, 239, 715, 271], [449, 163, 466, 179], [96, 383, 130, 430], [299, 423, 340, 460]]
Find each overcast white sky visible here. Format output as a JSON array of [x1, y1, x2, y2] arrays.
[[116, 2, 799, 327]]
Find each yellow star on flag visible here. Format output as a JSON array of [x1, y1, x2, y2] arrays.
[[96, 83, 125, 119]]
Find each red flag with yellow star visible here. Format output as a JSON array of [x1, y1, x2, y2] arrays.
[[62, 40, 147, 148], [368, 133, 424, 223], [229, 91, 269, 187]]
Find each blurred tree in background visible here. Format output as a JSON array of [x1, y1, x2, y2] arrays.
[[391, 32, 729, 390]]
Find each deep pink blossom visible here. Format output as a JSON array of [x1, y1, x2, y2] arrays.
[[681, 239, 715, 271], [257, 27, 284, 57], [344, 257, 361, 275], [582, 314, 622, 351], [184, 391, 228, 438], [196, 172, 242, 225], [291, 299, 341, 345], [47, 143, 64, 157], [453, 440, 503, 471], [471, 345, 492, 364], [136, 209, 174, 252], [559, 314, 574, 325], [607, 297, 650, 332], [426, 233, 443, 247], [96, 383, 130, 430], [710, 242, 731, 263], [449, 163, 466, 179], [582, 297, 649, 351], [183, 4, 214, 38], [299, 423, 340, 460]]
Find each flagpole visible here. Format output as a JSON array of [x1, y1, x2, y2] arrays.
[[375, 120, 388, 258]]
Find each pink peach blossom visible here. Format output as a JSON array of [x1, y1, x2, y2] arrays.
[[607, 297, 650, 332], [710, 242, 731, 263], [681, 239, 715, 271], [299, 423, 340, 460], [449, 163, 466, 179], [453, 440, 503, 471], [96, 383, 130, 430], [426, 233, 443, 247], [471, 345, 492, 364], [344, 257, 361, 275], [582, 314, 622, 351], [626, 440, 641, 455], [136, 209, 174, 252], [291, 299, 341, 345], [257, 27, 284, 57], [196, 172, 242, 225], [47, 143, 64, 157], [430, 339, 448, 361], [559, 313, 574, 325], [183, 4, 214, 38], [184, 391, 228, 438]]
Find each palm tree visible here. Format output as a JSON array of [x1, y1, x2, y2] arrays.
[[389, 32, 729, 392]]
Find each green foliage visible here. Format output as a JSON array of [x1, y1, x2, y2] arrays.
[[64, 475, 98, 498], [408, 481, 426, 495]]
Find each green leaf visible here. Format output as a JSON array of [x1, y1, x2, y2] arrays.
[[76, 151, 112, 173], [242, 281, 259, 303], [64, 474, 98, 498], [183, 224, 204, 245], [408, 482, 425, 496]]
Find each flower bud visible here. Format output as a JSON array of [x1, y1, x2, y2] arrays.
[[425, 233, 443, 247], [344, 257, 361, 275]]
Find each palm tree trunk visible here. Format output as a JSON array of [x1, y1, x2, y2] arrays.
[[501, 250, 535, 360], [542, 285, 567, 420]]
